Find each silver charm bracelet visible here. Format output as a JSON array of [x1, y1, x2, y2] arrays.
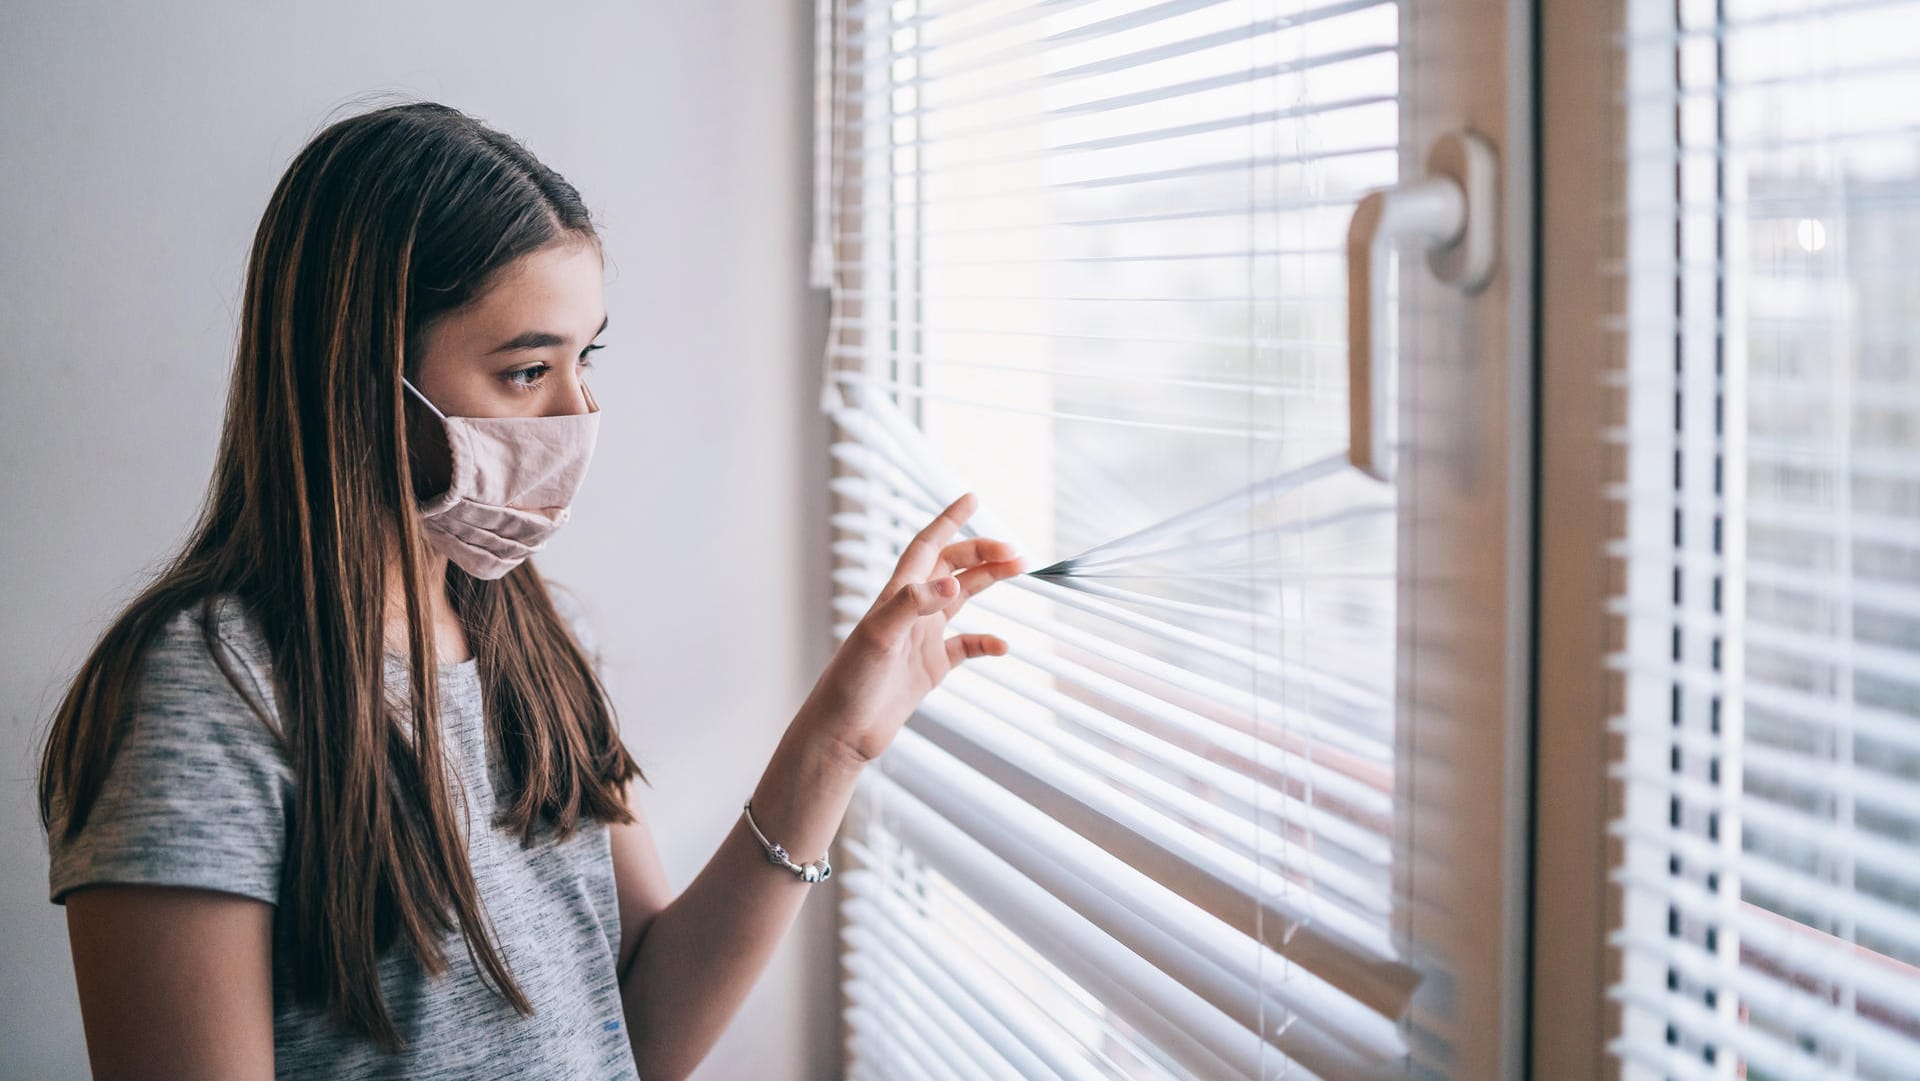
[[742, 799, 833, 883]]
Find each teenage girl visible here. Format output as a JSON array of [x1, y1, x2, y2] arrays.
[[36, 100, 1025, 1081]]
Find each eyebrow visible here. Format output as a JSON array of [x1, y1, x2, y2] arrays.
[[486, 313, 609, 355]]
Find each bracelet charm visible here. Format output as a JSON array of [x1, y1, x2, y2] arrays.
[[744, 800, 833, 883]]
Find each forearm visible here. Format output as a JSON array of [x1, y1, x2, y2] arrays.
[[617, 716, 866, 1081]]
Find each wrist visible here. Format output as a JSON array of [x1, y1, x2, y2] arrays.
[[743, 797, 835, 883], [789, 702, 880, 776], [739, 723, 866, 888], [802, 728, 874, 778]]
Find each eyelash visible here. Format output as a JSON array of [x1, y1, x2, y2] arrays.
[[506, 344, 602, 391]]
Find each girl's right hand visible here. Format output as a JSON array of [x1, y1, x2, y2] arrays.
[[793, 492, 1026, 766]]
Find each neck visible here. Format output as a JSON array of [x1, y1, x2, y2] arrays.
[[383, 545, 468, 662]]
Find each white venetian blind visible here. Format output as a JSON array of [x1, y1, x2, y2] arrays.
[[813, 1, 1417, 1078], [1608, 0, 1920, 1076]]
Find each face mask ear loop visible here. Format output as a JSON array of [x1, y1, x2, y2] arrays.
[[582, 378, 600, 415], [401, 377, 451, 422]]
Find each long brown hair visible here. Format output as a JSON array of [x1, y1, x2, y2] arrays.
[[36, 98, 646, 1050]]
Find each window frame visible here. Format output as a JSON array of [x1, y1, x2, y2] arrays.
[[1530, 0, 1625, 1074]]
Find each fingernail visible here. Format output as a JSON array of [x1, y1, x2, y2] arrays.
[[935, 577, 957, 595]]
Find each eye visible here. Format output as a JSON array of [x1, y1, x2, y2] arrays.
[[505, 363, 551, 390], [580, 342, 604, 370]]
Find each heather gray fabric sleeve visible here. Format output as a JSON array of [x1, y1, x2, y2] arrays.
[[46, 601, 293, 906]]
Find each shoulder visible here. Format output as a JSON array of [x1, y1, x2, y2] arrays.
[[47, 592, 292, 905], [67, 593, 295, 825], [136, 594, 282, 735]]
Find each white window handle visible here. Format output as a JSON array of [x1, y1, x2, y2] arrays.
[[1345, 129, 1498, 482]]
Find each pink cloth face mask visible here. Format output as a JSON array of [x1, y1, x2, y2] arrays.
[[402, 377, 601, 580]]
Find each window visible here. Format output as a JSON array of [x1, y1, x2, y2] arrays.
[[814, 0, 1920, 1075], [814, 0, 1426, 1076], [1607, 0, 1920, 1075]]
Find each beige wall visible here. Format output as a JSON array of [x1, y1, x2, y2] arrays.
[[0, 3, 835, 1077]]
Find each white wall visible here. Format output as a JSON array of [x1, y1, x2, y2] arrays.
[[0, 3, 835, 1078]]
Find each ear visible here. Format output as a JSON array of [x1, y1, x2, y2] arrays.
[[404, 386, 454, 500]]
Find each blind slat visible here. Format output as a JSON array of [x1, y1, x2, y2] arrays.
[[1611, 765, 1920, 892], [1610, 722, 1920, 820], [845, 774, 1276, 1081], [828, 194, 1368, 240], [1613, 811, 1920, 953], [827, 465, 1395, 754], [850, 755, 1406, 1069], [1614, 867, 1920, 1010], [848, 867, 1236, 1081], [1611, 984, 1859, 1081], [845, 970, 1008, 1081], [830, 142, 1398, 202], [846, 862, 1152, 1081], [825, 564, 1397, 764], [836, 0, 1230, 79], [837, 93, 1397, 171], [825, 348, 1350, 391], [934, 663, 1394, 912], [840, 919, 1077, 1081], [877, 699, 1419, 1016], [842, 857, 1213, 1081], [832, 3, 1394, 117], [843, 1013, 950, 1081], [834, 6, 1394, 117], [1612, 932, 1920, 1069]]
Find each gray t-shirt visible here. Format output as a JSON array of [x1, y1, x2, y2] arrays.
[[45, 591, 643, 1081]]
